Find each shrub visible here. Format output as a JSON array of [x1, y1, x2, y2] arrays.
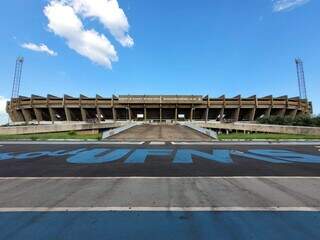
[[68, 131, 76, 136], [30, 136, 38, 141], [257, 115, 320, 127]]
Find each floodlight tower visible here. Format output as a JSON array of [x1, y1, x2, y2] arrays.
[[11, 56, 24, 100], [295, 58, 307, 100]]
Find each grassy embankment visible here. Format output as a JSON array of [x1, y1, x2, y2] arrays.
[[0, 131, 102, 140], [218, 133, 320, 140]]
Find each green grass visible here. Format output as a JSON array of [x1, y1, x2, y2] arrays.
[[218, 133, 320, 140], [0, 131, 102, 140]]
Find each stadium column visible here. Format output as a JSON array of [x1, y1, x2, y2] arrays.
[[21, 109, 32, 123], [249, 108, 256, 121], [288, 108, 298, 119], [219, 108, 224, 122], [144, 107, 147, 122], [175, 107, 178, 122], [96, 107, 101, 122], [112, 108, 117, 122], [266, 96, 273, 118], [250, 96, 258, 121], [279, 108, 286, 117], [292, 108, 298, 119], [128, 107, 132, 121], [80, 108, 87, 122], [205, 108, 209, 123], [49, 108, 55, 123], [9, 111, 17, 122], [111, 97, 116, 122], [265, 107, 271, 118], [64, 107, 72, 121], [34, 108, 42, 123], [234, 108, 240, 121]]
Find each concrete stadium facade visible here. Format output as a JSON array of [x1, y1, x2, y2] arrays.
[[6, 95, 311, 124]]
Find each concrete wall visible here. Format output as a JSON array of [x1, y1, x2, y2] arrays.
[[0, 122, 124, 135], [197, 121, 320, 136]]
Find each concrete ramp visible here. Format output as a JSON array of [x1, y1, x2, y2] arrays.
[[181, 122, 218, 139], [106, 124, 213, 141], [102, 122, 141, 139]]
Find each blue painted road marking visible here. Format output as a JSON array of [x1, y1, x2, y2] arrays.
[[125, 149, 173, 163], [0, 211, 319, 240], [1, 148, 320, 165], [67, 148, 131, 164], [173, 149, 233, 164]]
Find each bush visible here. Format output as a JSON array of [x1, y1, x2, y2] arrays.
[[257, 115, 320, 127], [68, 131, 76, 136], [30, 136, 38, 141]]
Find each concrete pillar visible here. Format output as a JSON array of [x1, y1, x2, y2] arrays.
[[9, 111, 17, 123], [190, 108, 193, 121], [234, 108, 240, 121], [175, 108, 178, 122], [205, 108, 209, 123], [96, 107, 101, 122], [11, 110, 24, 122], [64, 107, 72, 121], [128, 107, 132, 121], [21, 109, 32, 123], [279, 108, 286, 117], [249, 108, 256, 121], [160, 107, 162, 123], [144, 107, 147, 122], [49, 108, 55, 123], [34, 108, 43, 123], [112, 108, 117, 121], [265, 107, 271, 118], [219, 108, 224, 122], [81, 108, 87, 122], [291, 109, 298, 119]]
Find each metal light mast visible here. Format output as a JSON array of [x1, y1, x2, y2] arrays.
[[295, 58, 307, 100], [11, 56, 24, 100]]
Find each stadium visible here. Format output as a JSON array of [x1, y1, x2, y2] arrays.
[[6, 94, 311, 123]]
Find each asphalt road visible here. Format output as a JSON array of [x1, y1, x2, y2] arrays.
[[0, 142, 319, 176], [0, 142, 320, 239]]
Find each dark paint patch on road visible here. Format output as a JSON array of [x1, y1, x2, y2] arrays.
[[0, 211, 319, 240], [0, 144, 320, 176]]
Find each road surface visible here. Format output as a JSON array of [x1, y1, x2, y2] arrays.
[[0, 141, 320, 239]]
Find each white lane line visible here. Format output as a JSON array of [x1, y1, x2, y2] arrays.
[[1, 141, 320, 146], [103, 142, 145, 145], [0, 141, 144, 145], [149, 142, 166, 145], [171, 142, 320, 145], [171, 142, 217, 145], [0, 207, 319, 212], [1, 177, 320, 180]]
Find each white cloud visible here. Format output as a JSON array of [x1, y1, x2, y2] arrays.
[[273, 0, 310, 12], [44, 0, 133, 68], [0, 96, 9, 125], [21, 43, 58, 56], [71, 0, 134, 47]]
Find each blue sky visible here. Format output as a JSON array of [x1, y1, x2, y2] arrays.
[[0, 0, 319, 123]]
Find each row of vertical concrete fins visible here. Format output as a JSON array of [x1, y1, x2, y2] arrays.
[[7, 95, 310, 123]]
